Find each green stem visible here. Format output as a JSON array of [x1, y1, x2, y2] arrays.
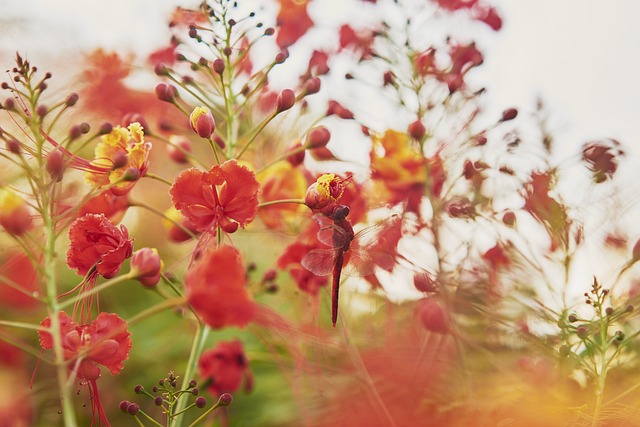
[[257, 199, 306, 208], [57, 272, 136, 310], [127, 298, 185, 327], [172, 323, 210, 427], [43, 211, 78, 426]]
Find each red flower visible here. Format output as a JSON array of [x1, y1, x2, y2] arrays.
[[198, 339, 253, 396], [38, 311, 132, 381], [170, 160, 260, 234], [0, 251, 41, 310], [185, 245, 256, 329], [79, 192, 130, 224], [338, 25, 376, 59], [67, 213, 133, 279], [276, 0, 313, 48]]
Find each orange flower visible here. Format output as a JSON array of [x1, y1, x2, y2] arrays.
[[169, 160, 260, 234], [78, 192, 130, 224], [257, 161, 308, 231], [85, 122, 151, 196], [370, 130, 427, 191], [185, 245, 255, 329]]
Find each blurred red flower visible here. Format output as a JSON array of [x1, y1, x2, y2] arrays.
[[67, 213, 133, 279], [38, 311, 132, 382], [78, 192, 130, 224], [185, 245, 256, 329], [0, 251, 40, 310], [198, 339, 253, 397], [170, 160, 260, 234], [276, 0, 313, 48]]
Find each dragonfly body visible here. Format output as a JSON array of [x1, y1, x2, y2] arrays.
[[301, 208, 398, 327], [329, 216, 354, 326]]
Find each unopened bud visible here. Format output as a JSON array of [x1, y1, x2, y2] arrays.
[[131, 248, 163, 287], [99, 122, 114, 135], [46, 149, 65, 182], [189, 106, 216, 138], [212, 58, 225, 75], [408, 119, 426, 140], [192, 396, 205, 408], [500, 108, 518, 122], [6, 139, 20, 154], [68, 125, 82, 140], [502, 211, 516, 226], [275, 50, 288, 64], [307, 126, 331, 149], [218, 393, 233, 406], [65, 93, 79, 106], [383, 70, 395, 86], [285, 141, 305, 166], [168, 135, 192, 163], [155, 83, 178, 102], [264, 27, 275, 36], [127, 403, 140, 415], [123, 168, 141, 181], [303, 77, 321, 95], [155, 63, 170, 76], [80, 122, 91, 134], [276, 89, 296, 112]]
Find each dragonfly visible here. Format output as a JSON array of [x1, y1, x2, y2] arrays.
[[301, 207, 400, 327]]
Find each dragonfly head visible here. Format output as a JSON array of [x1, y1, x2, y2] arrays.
[[331, 204, 350, 222]]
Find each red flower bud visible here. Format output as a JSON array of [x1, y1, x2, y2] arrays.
[[408, 119, 426, 140], [286, 141, 305, 166], [167, 135, 192, 164], [6, 139, 20, 154], [303, 77, 321, 95], [500, 108, 518, 122], [306, 126, 331, 149], [416, 298, 449, 334], [155, 83, 178, 102], [212, 58, 225, 75], [383, 70, 395, 86], [502, 211, 516, 226], [131, 248, 163, 287], [276, 88, 296, 112], [190, 106, 216, 138], [46, 149, 65, 182]]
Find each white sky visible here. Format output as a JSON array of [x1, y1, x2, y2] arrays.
[[1, 0, 637, 152]]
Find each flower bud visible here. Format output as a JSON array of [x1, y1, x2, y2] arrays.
[[304, 173, 345, 214], [167, 135, 192, 164], [218, 393, 233, 406], [99, 122, 114, 135], [275, 50, 288, 64], [383, 70, 395, 86], [500, 108, 518, 122], [36, 104, 48, 117], [46, 149, 65, 182], [408, 119, 426, 140], [155, 63, 170, 76], [212, 58, 225, 75], [264, 27, 275, 36], [306, 126, 331, 149], [122, 167, 141, 182], [195, 396, 207, 408], [65, 92, 79, 106], [131, 248, 163, 287], [416, 298, 449, 334], [303, 77, 321, 95], [276, 89, 296, 112], [119, 401, 131, 412], [127, 403, 140, 415], [502, 211, 516, 226], [190, 106, 216, 138], [6, 139, 20, 154], [155, 83, 178, 102], [0, 189, 32, 235]]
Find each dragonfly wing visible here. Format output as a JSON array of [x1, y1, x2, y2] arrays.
[[301, 249, 337, 276], [342, 249, 396, 277]]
